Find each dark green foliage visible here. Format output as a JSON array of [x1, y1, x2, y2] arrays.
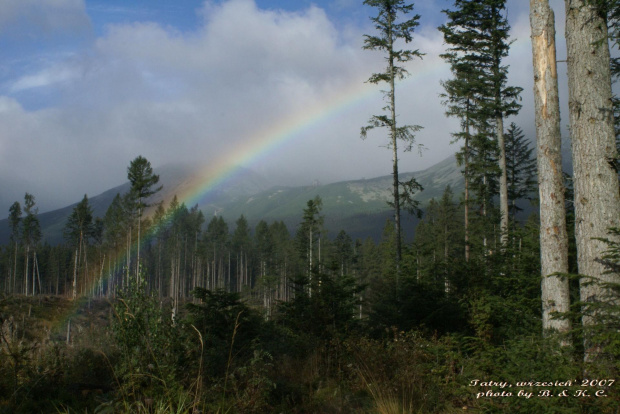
[[275, 268, 364, 354], [232, 215, 251, 257], [362, 0, 423, 84], [572, 228, 620, 377], [439, 0, 521, 238], [367, 271, 468, 337], [440, 0, 521, 119], [610, 0, 620, 79], [7, 202, 21, 245], [186, 287, 264, 378], [63, 194, 95, 245], [464, 335, 582, 413], [103, 193, 126, 250], [21, 194, 41, 251], [362, 0, 424, 266], [505, 123, 537, 220], [110, 276, 183, 400], [1, 4, 619, 407], [295, 196, 324, 278], [332, 230, 354, 277], [611, 0, 620, 178], [127, 155, 162, 214], [344, 332, 460, 413], [411, 186, 463, 287]]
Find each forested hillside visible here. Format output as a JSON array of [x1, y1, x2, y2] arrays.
[[0, 0, 619, 413], [0, 155, 462, 245]]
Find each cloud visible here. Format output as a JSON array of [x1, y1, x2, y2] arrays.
[[0, 0, 557, 213], [0, 0, 91, 38], [9, 64, 79, 92]]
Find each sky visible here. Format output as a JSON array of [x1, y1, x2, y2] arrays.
[[0, 0, 577, 214]]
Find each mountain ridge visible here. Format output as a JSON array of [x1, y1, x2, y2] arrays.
[[0, 155, 463, 244]]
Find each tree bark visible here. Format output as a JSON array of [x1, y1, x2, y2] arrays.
[[24, 245, 29, 296], [565, 0, 620, 354], [388, 12, 402, 272], [464, 121, 470, 262], [497, 114, 509, 245], [530, 0, 571, 338]]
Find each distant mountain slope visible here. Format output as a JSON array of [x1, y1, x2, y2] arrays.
[[215, 155, 463, 233], [0, 155, 463, 244], [0, 163, 274, 245]]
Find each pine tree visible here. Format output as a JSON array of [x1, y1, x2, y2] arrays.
[[64, 194, 95, 299], [361, 0, 424, 270], [21, 193, 41, 296], [8, 202, 21, 294], [127, 155, 162, 278]]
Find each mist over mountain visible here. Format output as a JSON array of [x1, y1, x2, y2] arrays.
[[0, 154, 465, 245]]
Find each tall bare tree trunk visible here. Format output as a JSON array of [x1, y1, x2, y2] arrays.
[[24, 245, 29, 296], [13, 243, 18, 294], [565, 0, 620, 357], [72, 248, 78, 299], [464, 128, 470, 262], [309, 226, 313, 297], [136, 207, 141, 279], [530, 0, 571, 338], [388, 12, 402, 271], [497, 115, 509, 245]]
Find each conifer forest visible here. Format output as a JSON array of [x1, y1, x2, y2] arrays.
[[1, 1, 620, 413]]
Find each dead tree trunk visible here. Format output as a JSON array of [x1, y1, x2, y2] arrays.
[[530, 0, 571, 338]]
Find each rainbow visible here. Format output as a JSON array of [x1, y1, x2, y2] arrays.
[[54, 61, 434, 334], [171, 76, 379, 209], [51, 75, 381, 334]]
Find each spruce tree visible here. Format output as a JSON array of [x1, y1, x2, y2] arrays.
[[333, 230, 354, 277], [439, 52, 485, 262], [255, 220, 275, 311], [440, 0, 522, 247], [361, 0, 424, 270], [296, 196, 324, 296], [269, 220, 292, 301], [504, 123, 537, 221], [232, 215, 252, 293]]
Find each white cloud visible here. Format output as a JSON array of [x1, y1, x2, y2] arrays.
[[9, 64, 78, 92], [0, 0, 90, 37], [0, 0, 562, 213]]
